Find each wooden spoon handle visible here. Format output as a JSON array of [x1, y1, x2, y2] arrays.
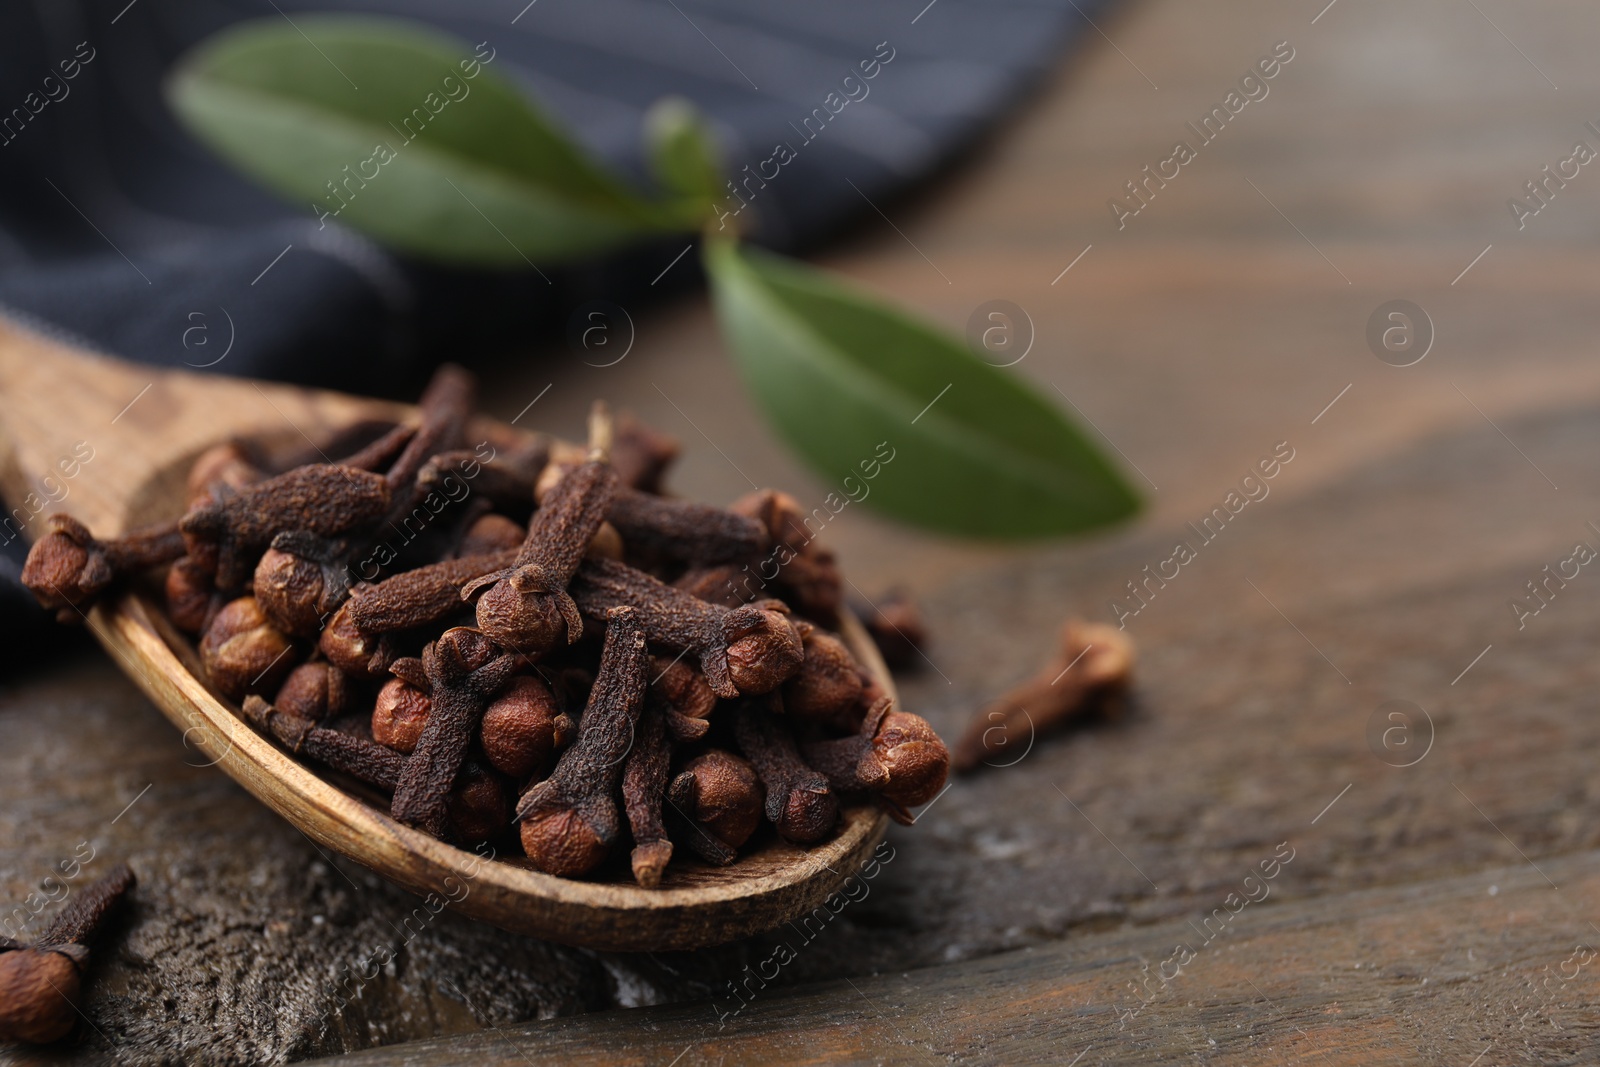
[[0, 318, 404, 536]]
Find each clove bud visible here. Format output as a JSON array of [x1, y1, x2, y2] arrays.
[[516, 606, 648, 877], [348, 548, 518, 636], [734, 697, 837, 844], [782, 620, 867, 731], [165, 554, 221, 635], [730, 489, 843, 626], [318, 593, 396, 680], [21, 515, 187, 621], [650, 656, 717, 741], [179, 464, 390, 591], [571, 558, 804, 699], [606, 489, 767, 568], [371, 676, 433, 753], [803, 699, 949, 824], [253, 531, 350, 636], [246, 696, 510, 845], [456, 513, 526, 557], [479, 674, 574, 780], [610, 411, 679, 493], [0, 864, 136, 1044], [391, 627, 520, 837], [275, 660, 358, 721], [200, 596, 300, 701], [854, 588, 928, 672], [622, 703, 673, 886], [953, 620, 1134, 773], [466, 460, 620, 654], [186, 440, 265, 506], [667, 750, 764, 865]]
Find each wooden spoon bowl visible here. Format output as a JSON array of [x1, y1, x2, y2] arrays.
[[0, 322, 890, 952]]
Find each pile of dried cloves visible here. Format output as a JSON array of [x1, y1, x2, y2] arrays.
[[20, 367, 949, 886]]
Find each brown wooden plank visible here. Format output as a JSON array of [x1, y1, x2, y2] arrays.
[[313, 849, 1600, 1065]]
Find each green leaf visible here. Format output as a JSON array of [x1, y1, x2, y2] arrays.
[[704, 241, 1141, 538], [644, 98, 723, 218], [166, 15, 698, 265]]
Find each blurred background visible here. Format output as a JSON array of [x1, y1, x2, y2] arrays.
[[5, 0, 1591, 601], [0, 0, 1126, 622], [7, 0, 1600, 1061]]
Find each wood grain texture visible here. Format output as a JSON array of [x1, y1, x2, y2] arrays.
[[0, 325, 892, 953], [312, 850, 1600, 1066]]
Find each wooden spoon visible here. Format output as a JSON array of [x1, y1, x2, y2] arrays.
[[0, 320, 890, 952]]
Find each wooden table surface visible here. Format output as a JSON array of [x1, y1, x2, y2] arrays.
[[7, 0, 1600, 1063]]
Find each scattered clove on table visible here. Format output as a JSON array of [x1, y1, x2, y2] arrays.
[[20, 367, 952, 887], [954, 619, 1135, 773], [0, 864, 136, 1044]]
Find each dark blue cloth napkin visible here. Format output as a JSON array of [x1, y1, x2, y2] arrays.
[[0, 0, 1109, 629]]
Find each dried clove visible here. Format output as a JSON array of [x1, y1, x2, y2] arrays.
[[734, 697, 837, 844], [479, 674, 574, 780], [391, 627, 520, 837], [188, 422, 412, 607], [186, 440, 266, 506], [200, 596, 300, 700], [854, 588, 929, 672], [245, 694, 405, 790], [337, 421, 418, 474], [622, 702, 674, 887], [0, 864, 136, 1044], [379, 365, 475, 503], [516, 606, 648, 877], [730, 489, 843, 626], [610, 411, 679, 493], [180, 464, 390, 590], [275, 660, 359, 721], [253, 531, 351, 636], [571, 558, 804, 700], [347, 548, 517, 635], [802, 699, 949, 824], [650, 656, 717, 742], [21, 515, 187, 621], [667, 750, 764, 866], [318, 592, 397, 680], [657, 702, 709, 743], [465, 413, 620, 654], [165, 554, 222, 635], [606, 489, 767, 568], [953, 620, 1134, 773], [248, 373, 477, 630], [371, 675, 432, 752], [246, 696, 509, 843], [671, 563, 753, 610], [585, 521, 625, 562], [456, 513, 526, 558], [782, 620, 867, 731], [418, 446, 545, 519], [448, 761, 512, 846]]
